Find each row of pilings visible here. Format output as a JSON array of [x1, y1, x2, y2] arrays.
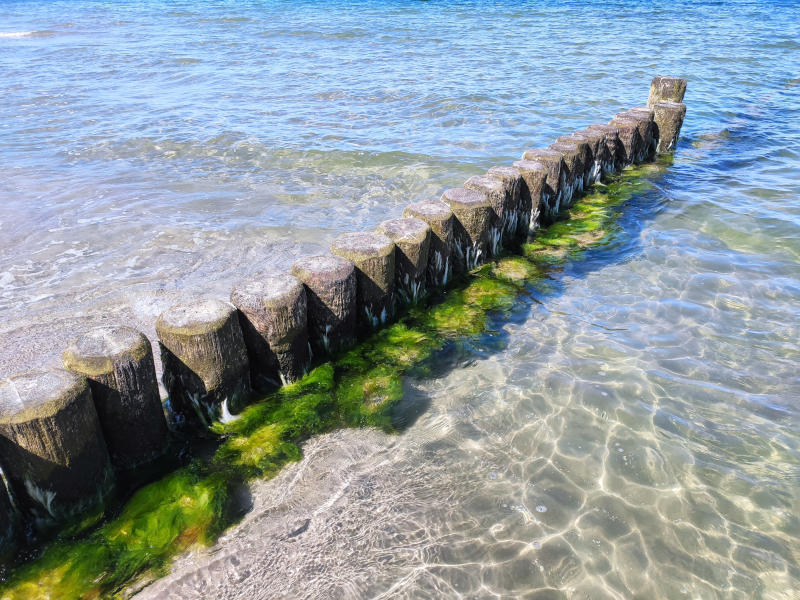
[[0, 76, 687, 559]]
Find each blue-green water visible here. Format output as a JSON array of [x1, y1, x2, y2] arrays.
[[1, 1, 799, 598]]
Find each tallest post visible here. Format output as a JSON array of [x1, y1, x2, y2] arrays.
[[648, 75, 688, 153]]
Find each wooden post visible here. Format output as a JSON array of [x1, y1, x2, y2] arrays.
[[652, 102, 687, 153], [441, 187, 493, 273], [231, 274, 310, 390], [648, 76, 687, 107], [376, 218, 431, 306], [521, 149, 568, 217], [331, 232, 395, 330], [0, 369, 113, 523], [156, 299, 250, 428], [62, 326, 169, 469], [291, 255, 357, 358], [403, 200, 455, 288]]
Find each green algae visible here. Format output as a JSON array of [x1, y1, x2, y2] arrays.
[[0, 162, 668, 600]]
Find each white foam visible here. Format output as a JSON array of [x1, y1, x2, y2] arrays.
[[0, 31, 35, 38]]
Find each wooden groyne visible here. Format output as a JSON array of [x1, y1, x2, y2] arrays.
[[0, 76, 687, 559]]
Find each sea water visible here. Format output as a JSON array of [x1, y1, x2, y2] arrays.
[[1, 1, 798, 598]]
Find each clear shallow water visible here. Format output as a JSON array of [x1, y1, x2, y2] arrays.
[[1, 1, 799, 598]]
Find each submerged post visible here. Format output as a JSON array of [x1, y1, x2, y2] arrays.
[[403, 199, 455, 288], [376, 218, 431, 306], [62, 326, 169, 469], [463, 175, 508, 254], [156, 299, 250, 428], [291, 255, 357, 358], [0, 369, 113, 523], [331, 232, 395, 329], [231, 274, 310, 390]]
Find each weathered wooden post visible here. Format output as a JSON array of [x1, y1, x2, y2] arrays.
[[376, 218, 431, 306], [621, 107, 657, 160], [231, 274, 310, 390], [464, 175, 510, 255], [0, 369, 113, 523], [652, 102, 687, 153], [607, 115, 642, 166], [156, 299, 250, 428], [403, 200, 455, 289], [507, 160, 548, 230], [521, 149, 567, 218], [587, 123, 625, 172], [331, 232, 395, 329], [441, 187, 493, 273], [62, 326, 169, 469], [291, 255, 357, 357], [551, 137, 592, 198], [648, 76, 687, 107], [564, 129, 611, 185], [485, 165, 526, 244]]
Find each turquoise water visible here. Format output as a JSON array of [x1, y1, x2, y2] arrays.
[[1, 1, 799, 598]]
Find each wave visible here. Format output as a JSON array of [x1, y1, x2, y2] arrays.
[[0, 30, 56, 39]]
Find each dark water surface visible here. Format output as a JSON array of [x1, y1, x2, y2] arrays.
[[1, 1, 799, 598]]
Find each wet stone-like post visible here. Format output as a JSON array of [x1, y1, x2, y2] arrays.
[[403, 200, 455, 288], [331, 232, 395, 330], [62, 326, 169, 469], [521, 149, 567, 219], [566, 129, 611, 185], [376, 218, 431, 306], [0, 369, 113, 523], [623, 107, 657, 161], [587, 124, 625, 172], [607, 115, 642, 166], [507, 160, 548, 232], [441, 187, 493, 272], [231, 274, 310, 390], [553, 137, 593, 198], [156, 299, 250, 428], [648, 75, 687, 107], [463, 175, 509, 255], [653, 102, 687, 153], [485, 166, 526, 244], [291, 255, 357, 358]]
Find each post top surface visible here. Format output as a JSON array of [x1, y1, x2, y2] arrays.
[[156, 298, 235, 336], [63, 326, 150, 377], [331, 232, 394, 262], [403, 199, 453, 222], [441, 187, 490, 210], [377, 218, 430, 244], [0, 368, 88, 424]]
